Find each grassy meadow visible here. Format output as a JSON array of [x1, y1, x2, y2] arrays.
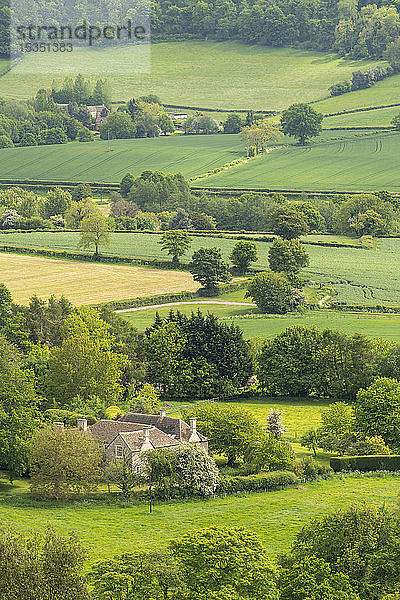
[[0, 474, 398, 565], [2, 231, 400, 306], [0, 134, 244, 182], [196, 131, 400, 192], [324, 105, 400, 127], [0, 42, 384, 109], [121, 304, 400, 342], [0, 252, 199, 305]]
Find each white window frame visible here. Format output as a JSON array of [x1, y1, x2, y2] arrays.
[[135, 465, 142, 475], [115, 444, 124, 459]]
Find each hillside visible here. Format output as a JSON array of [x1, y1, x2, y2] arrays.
[[0, 42, 384, 110]]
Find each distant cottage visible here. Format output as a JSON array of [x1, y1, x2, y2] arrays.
[[70, 410, 208, 473]]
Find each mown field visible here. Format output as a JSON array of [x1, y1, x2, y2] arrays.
[[196, 131, 400, 193], [0, 474, 398, 564], [1, 232, 400, 306], [0, 252, 199, 304], [0, 42, 383, 109], [0, 134, 244, 182], [323, 105, 400, 127]]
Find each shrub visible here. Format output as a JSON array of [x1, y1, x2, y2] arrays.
[[217, 471, 298, 494], [296, 457, 333, 481], [330, 455, 400, 472], [0, 135, 13, 148]]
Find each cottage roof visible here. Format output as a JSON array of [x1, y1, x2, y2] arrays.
[[119, 413, 208, 442], [118, 427, 180, 452], [88, 420, 143, 444]]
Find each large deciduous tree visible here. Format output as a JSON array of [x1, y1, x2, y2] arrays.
[[355, 377, 400, 448], [190, 247, 231, 291], [268, 237, 309, 280], [270, 207, 310, 239], [159, 230, 191, 265], [245, 270, 303, 314], [280, 103, 323, 145], [230, 240, 258, 274]]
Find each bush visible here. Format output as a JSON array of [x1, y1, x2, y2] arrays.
[[0, 135, 13, 148], [296, 457, 333, 481], [77, 127, 94, 142], [330, 455, 400, 472], [217, 471, 298, 494]]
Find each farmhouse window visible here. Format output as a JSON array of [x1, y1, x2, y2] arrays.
[[115, 445, 124, 458]]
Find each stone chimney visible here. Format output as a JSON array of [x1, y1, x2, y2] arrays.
[[53, 421, 64, 430], [144, 427, 151, 443], [190, 418, 197, 435], [160, 409, 166, 418], [77, 418, 88, 432]]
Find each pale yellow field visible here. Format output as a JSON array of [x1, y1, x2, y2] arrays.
[[0, 253, 199, 305]]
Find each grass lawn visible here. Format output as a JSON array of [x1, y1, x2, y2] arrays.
[[0, 474, 398, 564], [0, 134, 244, 183], [2, 232, 400, 306], [0, 252, 199, 305], [0, 42, 383, 110], [195, 131, 400, 193]]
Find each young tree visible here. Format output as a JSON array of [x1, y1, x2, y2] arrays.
[[65, 198, 98, 228], [268, 237, 309, 279], [230, 240, 258, 274], [270, 207, 310, 239], [79, 211, 111, 255], [355, 377, 400, 447], [245, 270, 303, 314], [266, 408, 285, 438], [245, 432, 295, 472], [280, 103, 323, 145], [0, 525, 90, 600], [158, 113, 175, 134], [30, 426, 103, 499], [168, 208, 192, 230], [105, 458, 138, 499], [159, 230, 191, 265], [223, 113, 243, 134], [120, 172, 135, 197], [170, 527, 277, 599], [241, 119, 283, 154], [190, 247, 231, 291]]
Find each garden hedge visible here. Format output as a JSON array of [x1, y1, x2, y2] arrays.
[[330, 455, 400, 472], [216, 471, 298, 493]]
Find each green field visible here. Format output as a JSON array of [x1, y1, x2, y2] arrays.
[[324, 106, 400, 127], [315, 73, 400, 114], [195, 131, 400, 193], [0, 134, 244, 182], [121, 304, 400, 342], [0, 474, 398, 565], [1, 232, 400, 306], [0, 42, 384, 110]]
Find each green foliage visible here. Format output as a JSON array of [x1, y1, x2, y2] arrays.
[[278, 556, 360, 600], [77, 127, 94, 142], [158, 113, 175, 134], [330, 455, 400, 472], [355, 377, 400, 448], [0, 135, 13, 148], [223, 113, 243, 134], [128, 383, 161, 414], [143, 444, 220, 497], [245, 433, 295, 473], [100, 112, 136, 140], [217, 470, 298, 494], [190, 247, 231, 290], [79, 211, 111, 255], [230, 240, 258, 274], [0, 525, 89, 600], [280, 104, 323, 145], [30, 426, 103, 499], [270, 207, 310, 239], [245, 270, 301, 314], [41, 186, 72, 219], [281, 505, 400, 599], [0, 335, 40, 482], [105, 458, 139, 499], [159, 230, 191, 264], [170, 526, 277, 600], [181, 403, 261, 465], [335, 193, 395, 236], [258, 326, 385, 399], [90, 551, 184, 600], [268, 238, 309, 277], [129, 170, 190, 213], [120, 172, 135, 197]]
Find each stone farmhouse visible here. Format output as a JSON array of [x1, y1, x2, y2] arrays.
[[73, 410, 208, 473]]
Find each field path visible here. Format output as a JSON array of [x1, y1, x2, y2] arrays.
[[115, 300, 256, 313]]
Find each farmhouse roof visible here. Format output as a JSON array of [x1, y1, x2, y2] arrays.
[[119, 427, 180, 452], [119, 412, 208, 443], [88, 420, 144, 444]]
